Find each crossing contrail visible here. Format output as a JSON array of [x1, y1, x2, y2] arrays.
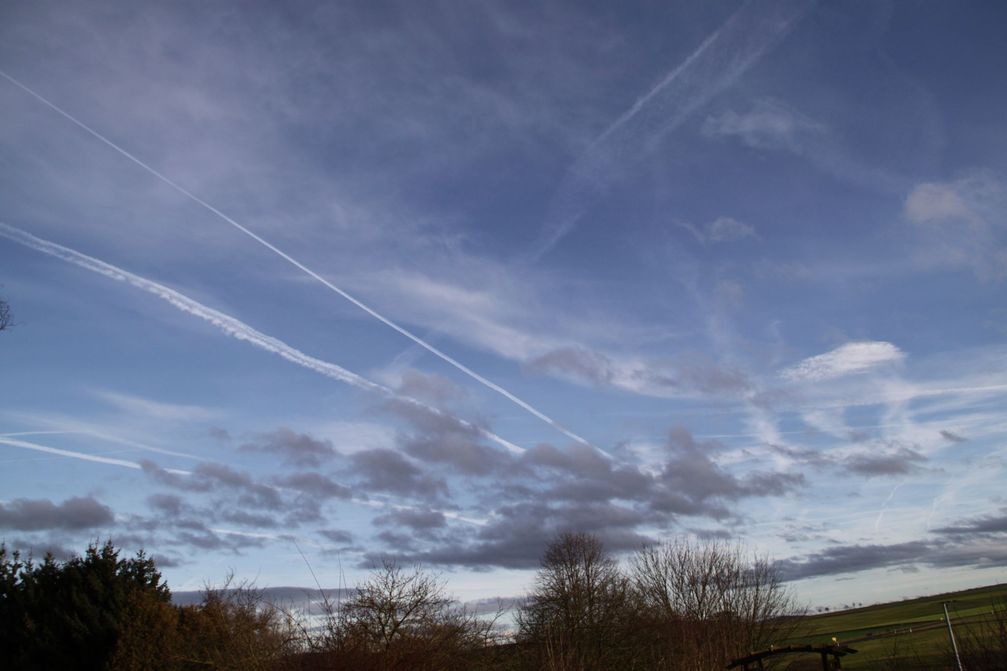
[[527, 0, 815, 261], [0, 222, 524, 455], [0, 68, 590, 448]]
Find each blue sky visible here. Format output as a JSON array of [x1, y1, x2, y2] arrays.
[[2, 0, 1006, 609]]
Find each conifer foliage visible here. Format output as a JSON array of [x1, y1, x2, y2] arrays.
[[0, 540, 169, 670]]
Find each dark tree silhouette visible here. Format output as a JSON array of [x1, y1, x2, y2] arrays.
[[0, 540, 169, 670], [517, 532, 635, 670]]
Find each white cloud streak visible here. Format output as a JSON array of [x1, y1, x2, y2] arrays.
[[0, 68, 588, 448], [0, 222, 523, 456], [781, 341, 905, 382], [0, 436, 190, 474], [0, 429, 204, 461]]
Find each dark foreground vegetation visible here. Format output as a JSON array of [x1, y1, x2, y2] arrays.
[[2, 535, 1005, 670]]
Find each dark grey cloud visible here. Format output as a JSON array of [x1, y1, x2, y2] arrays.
[[147, 493, 186, 516], [141, 460, 210, 492], [174, 526, 267, 552], [939, 429, 968, 443], [374, 508, 447, 531], [207, 427, 231, 443], [274, 472, 352, 500], [380, 398, 510, 476], [240, 428, 337, 467], [219, 510, 280, 528], [776, 541, 934, 580], [933, 507, 1007, 536], [365, 500, 652, 570], [777, 535, 1007, 581], [650, 427, 804, 517], [319, 529, 353, 545], [172, 586, 354, 608], [142, 460, 283, 508], [194, 463, 283, 508], [844, 446, 927, 477], [349, 448, 448, 499], [0, 496, 114, 531], [0, 537, 77, 561]]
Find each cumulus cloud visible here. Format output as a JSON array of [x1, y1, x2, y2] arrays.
[[780, 341, 905, 382], [0, 496, 114, 531]]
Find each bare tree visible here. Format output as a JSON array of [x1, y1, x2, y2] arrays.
[[323, 560, 497, 671], [630, 539, 800, 670], [518, 532, 635, 670]]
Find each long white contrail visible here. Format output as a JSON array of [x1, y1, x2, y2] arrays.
[[528, 0, 816, 260], [0, 436, 191, 474], [0, 69, 589, 448], [0, 222, 524, 455]]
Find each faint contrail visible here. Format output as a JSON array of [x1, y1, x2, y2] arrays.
[[0, 69, 590, 448], [528, 0, 815, 260], [0, 436, 191, 474], [0, 222, 524, 455]]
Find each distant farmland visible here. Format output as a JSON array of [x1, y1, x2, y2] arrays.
[[781, 582, 1007, 670]]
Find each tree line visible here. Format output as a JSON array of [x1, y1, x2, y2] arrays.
[[1, 533, 806, 670]]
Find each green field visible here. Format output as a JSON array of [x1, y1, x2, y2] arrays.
[[776, 583, 1007, 670]]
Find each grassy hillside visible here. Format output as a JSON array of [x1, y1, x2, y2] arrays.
[[779, 583, 1007, 670]]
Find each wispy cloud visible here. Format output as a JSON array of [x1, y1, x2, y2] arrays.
[[92, 389, 219, 422]]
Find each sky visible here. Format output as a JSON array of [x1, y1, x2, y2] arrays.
[[1, 0, 1006, 611]]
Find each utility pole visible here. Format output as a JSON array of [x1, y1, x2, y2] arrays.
[[943, 601, 963, 671]]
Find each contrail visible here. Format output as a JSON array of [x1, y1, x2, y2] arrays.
[[0, 429, 205, 461], [0, 222, 524, 455], [528, 0, 816, 260], [0, 68, 590, 448], [0, 436, 191, 474]]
